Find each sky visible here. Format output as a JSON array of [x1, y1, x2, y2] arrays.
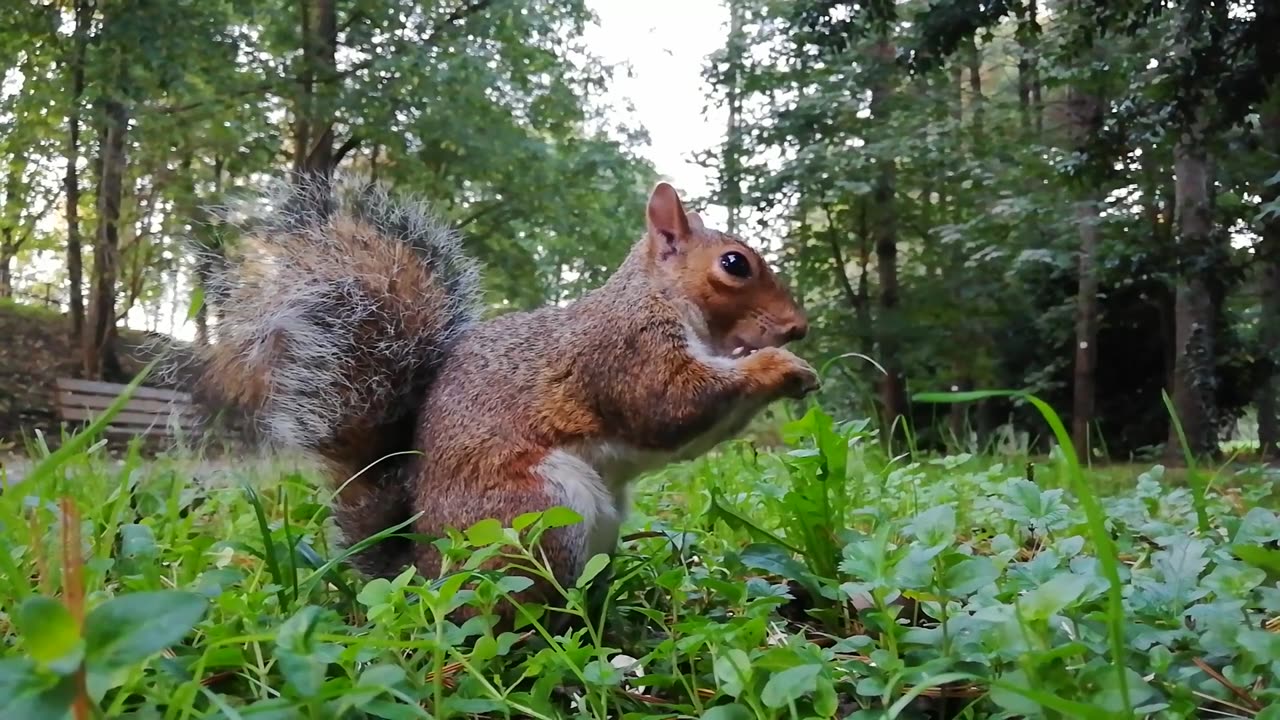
[[583, 0, 730, 227]]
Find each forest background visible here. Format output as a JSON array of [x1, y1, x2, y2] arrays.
[[1, 0, 1278, 466]]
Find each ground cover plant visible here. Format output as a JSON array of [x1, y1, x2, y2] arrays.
[[1, 392, 1278, 720]]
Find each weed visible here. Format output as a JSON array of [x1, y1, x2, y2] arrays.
[[1, 397, 1277, 718]]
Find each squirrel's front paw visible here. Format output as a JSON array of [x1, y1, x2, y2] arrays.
[[745, 347, 820, 399], [779, 350, 820, 398]]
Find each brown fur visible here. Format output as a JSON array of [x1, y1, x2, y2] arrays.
[[200, 176, 817, 630]]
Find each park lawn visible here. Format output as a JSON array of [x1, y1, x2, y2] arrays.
[[0, 402, 1277, 720]]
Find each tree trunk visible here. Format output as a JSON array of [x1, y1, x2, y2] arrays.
[[65, 0, 89, 341], [1255, 98, 1280, 455], [855, 199, 872, 351], [194, 259, 211, 346], [1065, 79, 1104, 457], [1016, 29, 1030, 130], [1071, 197, 1101, 457], [874, 162, 906, 439], [294, 0, 338, 178], [1258, 225, 1280, 457], [0, 232, 13, 298], [723, 0, 744, 235], [1016, 0, 1042, 135], [870, 37, 907, 442], [966, 37, 984, 146], [1166, 117, 1218, 461], [1029, 0, 1043, 136], [83, 99, 128, 380], [951, 63, 963, 124], [194, 157, 225, 347]]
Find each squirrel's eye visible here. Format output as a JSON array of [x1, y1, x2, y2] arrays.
[[720, 251, 751, 279]]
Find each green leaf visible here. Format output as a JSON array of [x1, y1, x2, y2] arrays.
[[120, 523, 157, 561], [1203, 563, 1266, 598], [539, 506, 584, 529], [1020, 572, 1089, 620], [1232, 544, 1280, 583], [761, 663, 822, 708], [583, 659, 623, 686], [496, 575, 534, 594], [464, 518, 504, 546], [274, 605, 326, 697], [511, 511, 541, 531], [364, 699, 433, 719], [1233, 508, 1280, 545], [701, 704, 753, 720], [707, 489, 799, 553], [1094, 667, 1153, 713], [576, 553, 610, 588], [813, 675, 839, 716], [83, 591, 207, 670], [358, 663, 406, 689], [909, 504, 957, 548], [1153, 536, 1209, 607], [942, 556, 999, 596], [16, 596, 83, 675], [0, 658, 76, 719], [713, 649, 753, 698], [357, 578, 394, 608], [989, 669, 1045, 715], [739, 543, 823, 598]]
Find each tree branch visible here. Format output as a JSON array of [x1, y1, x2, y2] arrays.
[[424, 0, 496, 46], [822, 204, 861, 312], [455, 199, 509, 229], [332, 134, 363, 166], [337, 8, 366, 37]]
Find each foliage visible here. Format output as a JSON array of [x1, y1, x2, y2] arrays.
[[0, 0, 656, 326], [701, 0, 1277, 457], [1, 400, 1277, 718]]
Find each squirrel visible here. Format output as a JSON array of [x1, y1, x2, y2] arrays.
[[198, 173, 819, 625]]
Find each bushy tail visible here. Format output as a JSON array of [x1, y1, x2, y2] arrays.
[[198, 172, 481, 577]]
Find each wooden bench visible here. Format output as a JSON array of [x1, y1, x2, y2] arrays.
[[54, 377, 202, 438]]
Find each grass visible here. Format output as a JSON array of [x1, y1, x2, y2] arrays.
[[1, 400, 1278, 720]]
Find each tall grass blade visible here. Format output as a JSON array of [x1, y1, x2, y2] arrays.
[[1159, 389, 1212, 535], [242, 484, 290, 610], [296, 512, 425, 597], [914, 389, 1133, 717]]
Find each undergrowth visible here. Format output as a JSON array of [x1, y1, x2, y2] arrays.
[[1, 392, 1278, 719]]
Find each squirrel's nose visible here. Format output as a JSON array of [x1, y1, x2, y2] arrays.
[[780, 317, 808, 344]]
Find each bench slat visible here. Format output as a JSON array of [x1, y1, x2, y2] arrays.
[[54, 377, 192, 403], [102, 424, 187, 437], [58, 407, 202, 429], [56, 391, 199, 417]]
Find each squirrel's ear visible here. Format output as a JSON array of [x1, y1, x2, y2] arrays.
[[685, 211, 706, 233], [647, 182, 692, 260]]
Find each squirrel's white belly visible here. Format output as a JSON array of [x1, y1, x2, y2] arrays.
[[532, 441, 673, 568], [532, 400, 764, 573], [533, 447, 628, 567]]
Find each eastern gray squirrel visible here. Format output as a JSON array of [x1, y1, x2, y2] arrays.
[[199, 173, 818, 624]]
